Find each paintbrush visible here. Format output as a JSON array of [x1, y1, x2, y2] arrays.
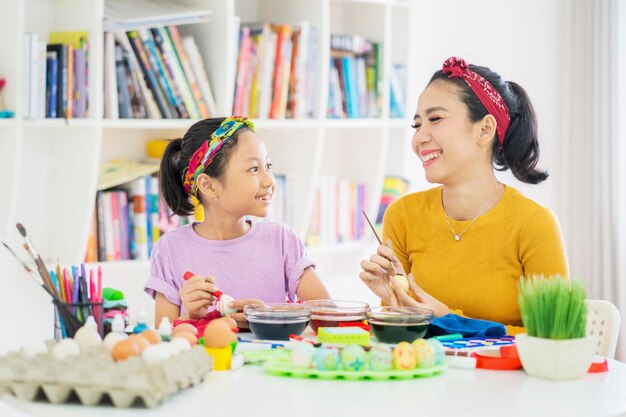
[[361, 211, 399, 276], [2, 240, 81, 334], [361, 211, 424, 303], [16, 223, 59, 298]]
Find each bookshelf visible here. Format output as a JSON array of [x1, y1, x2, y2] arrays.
[[0, 0, 416, 294]]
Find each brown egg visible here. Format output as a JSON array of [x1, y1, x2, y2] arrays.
[[140, 330, 161, 344], [172, 323, 198, 337], [203, 319, 237, 348], [111, 339, 140, 361], [172, 331, 198, 345], [217, 316, 238, 330], [128, 334, 150, 352]]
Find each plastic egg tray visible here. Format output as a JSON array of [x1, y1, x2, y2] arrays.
[[0, 342, 212, 408], [264, 357, 447, 380]]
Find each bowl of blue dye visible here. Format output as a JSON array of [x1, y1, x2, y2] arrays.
[[244, 303, 311, 340], [367, 306, 434, 343]]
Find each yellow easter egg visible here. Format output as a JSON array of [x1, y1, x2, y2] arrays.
[[392, 341, 417, 370], [412, 339, 435, 368]]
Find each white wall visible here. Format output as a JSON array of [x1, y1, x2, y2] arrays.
[[405, 0, 567, 213]]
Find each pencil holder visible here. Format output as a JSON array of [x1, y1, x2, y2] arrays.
[[53, 299, 104, 340]]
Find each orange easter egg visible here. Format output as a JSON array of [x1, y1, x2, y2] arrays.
[[111, 339, 140, 361], [128, 334, 150, 352], [217, 316, 238, 330], [203, 319, 237, 348], [140, 330, 161, 344], [172, 331, 198, 345], [172, 323, 198, 337]]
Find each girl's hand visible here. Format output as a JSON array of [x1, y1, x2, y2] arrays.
[[179, 274, 219, 320], [359, 241, 405, 305], [388, 274, 451, 317], [226, 298, 264, 329]]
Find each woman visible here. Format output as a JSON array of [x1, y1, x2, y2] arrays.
[[359, 57, 568, 333]]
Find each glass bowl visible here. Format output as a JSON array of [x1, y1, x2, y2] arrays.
[[302, 300, 369, 334], [244, 303, 311, 340], [367, 306, 434, 343]]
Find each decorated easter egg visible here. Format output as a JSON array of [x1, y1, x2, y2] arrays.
[[290, 342, 315, 369], [313, 346, 340, 370], [369, 344, 393, 371], [412, 339, 435, 368], [216, 294, 237, 316], [427, 338, 445, 365], [340, 345, 367, 371], [393, 341, 417, 370]]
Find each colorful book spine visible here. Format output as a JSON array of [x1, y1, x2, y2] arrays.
[[46, 52, 58, 118]]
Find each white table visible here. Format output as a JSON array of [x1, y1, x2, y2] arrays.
[[3, 358, 626, 417]]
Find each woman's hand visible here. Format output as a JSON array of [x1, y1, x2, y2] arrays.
[[359, 241, 405, 305], [179, 274, 219, 320], [227, 298, 264, 329], [388, 274, 451, 317]]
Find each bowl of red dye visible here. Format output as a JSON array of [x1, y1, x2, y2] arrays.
[[302, 300, 369, 334], [367, 306, 434, 343], [244, 303, 311, 340]]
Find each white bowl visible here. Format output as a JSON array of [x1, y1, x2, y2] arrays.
[[515, 333, 596, 380]]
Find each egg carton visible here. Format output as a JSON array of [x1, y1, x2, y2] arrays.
[[0, 344, 212, 408]]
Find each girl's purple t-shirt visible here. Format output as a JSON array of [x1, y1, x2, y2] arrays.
[[144, 221, 314, 314]]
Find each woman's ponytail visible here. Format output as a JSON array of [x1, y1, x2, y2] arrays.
[[494, 81, 548, 184]]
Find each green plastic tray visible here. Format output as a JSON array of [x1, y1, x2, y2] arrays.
[[264, 358, 447, 380]]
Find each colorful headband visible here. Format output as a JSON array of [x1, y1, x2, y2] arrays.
[[442, 57, 511, 146], [183, 116, 256, 195]]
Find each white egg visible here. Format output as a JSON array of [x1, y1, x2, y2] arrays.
[[73, 326, 103, 352], [170, 337, 191, 351], [21, 340, 48, 359], [52, 338, 80, 360], [103, 332, 127, 352], [142, 344, 169, 364]]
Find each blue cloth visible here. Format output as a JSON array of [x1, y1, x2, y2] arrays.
[[426, 314, 506, 338]]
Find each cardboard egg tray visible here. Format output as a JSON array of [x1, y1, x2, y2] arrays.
[[0, 343, 212, 408]]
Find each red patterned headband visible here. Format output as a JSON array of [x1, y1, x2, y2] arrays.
[[442, 57, 511, 146]]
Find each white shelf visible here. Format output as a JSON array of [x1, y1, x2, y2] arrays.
[[0, 0, 416, 289]]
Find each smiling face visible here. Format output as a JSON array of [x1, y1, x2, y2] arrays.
[[411, 80, 492, 185], [213, 130, 276, 218]]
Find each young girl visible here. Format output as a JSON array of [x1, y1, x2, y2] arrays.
[[359, 57, 568, 334], [145, 116, 330, 327]]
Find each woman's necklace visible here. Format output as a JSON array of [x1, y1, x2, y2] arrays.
[[442, 183, 501, 241]]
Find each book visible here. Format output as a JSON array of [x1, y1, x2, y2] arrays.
[[167, 25, 209, 118], [127, 30, 173, 118], [183, 36, 217, 117], [45, 51, 58, 118], [114, 31, 160, 119], [115, 45, 133, 118], [97, 158, 159, 191], [103, 32, 118, 119]]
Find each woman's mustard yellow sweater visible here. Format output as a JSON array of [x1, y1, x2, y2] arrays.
[[383, 186, 569, 335]]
